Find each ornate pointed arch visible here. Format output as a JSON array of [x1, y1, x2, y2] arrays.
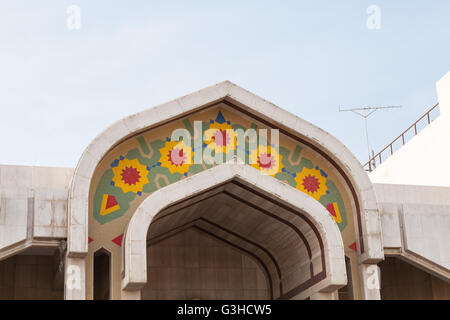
[[66, 81, 383, 299]]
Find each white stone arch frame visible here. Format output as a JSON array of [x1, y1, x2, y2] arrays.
[[66, 81, 383, 299], [121, 163, 347, 299]]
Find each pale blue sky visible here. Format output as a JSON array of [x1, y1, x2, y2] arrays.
[[0, 1, 449, 167]]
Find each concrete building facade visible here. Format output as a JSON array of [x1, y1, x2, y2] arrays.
[[0, 74, 449, 300]]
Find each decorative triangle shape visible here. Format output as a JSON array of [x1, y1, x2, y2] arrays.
[[326, 202, 342, 224], [349, 241, 357, 252], [215, 111, 226, 124], [112, 234, 124, 247], [105, 194, 118, 209], [100, 194, 120, 216]]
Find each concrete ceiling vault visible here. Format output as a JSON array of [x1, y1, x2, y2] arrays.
[[145, 181, 325, 299]]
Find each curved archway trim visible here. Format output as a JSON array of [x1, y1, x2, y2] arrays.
[[121, 162, 347, 299]]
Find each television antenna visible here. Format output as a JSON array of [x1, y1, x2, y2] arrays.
[[339, 105, 402, 170]]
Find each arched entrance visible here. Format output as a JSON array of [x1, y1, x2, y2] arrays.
[[65, 81, 383, 300], [121, 162, 347, 299]]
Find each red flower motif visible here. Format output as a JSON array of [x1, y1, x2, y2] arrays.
[[121, 166, 141, 186], [168, 148, 185, 166], [212, 129, 230, 147], [258, 153, 274, 169], [302, 175, 320, 193]]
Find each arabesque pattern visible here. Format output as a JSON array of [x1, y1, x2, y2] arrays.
[[92, 110, 348, 232]]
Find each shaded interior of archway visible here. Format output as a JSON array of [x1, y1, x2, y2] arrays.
[[142, 180, 327, 300]]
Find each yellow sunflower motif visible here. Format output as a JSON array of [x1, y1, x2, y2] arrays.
[[159, 140, 193, 175], [249, 145, 283, 176], [204, 122, 237, 155], [112, 158, 149, 194], [295, 167, 328, 200]]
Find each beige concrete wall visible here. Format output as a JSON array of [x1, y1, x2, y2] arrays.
[[437, 70, 450, 116], [0, 165, 73, 255], [0, 164, 73, 189], [374, 183, 450, 277], [0, 254, 63, 300], [370, 71, 450, 187], [379, 257, 450, 300], [141, 228, 269, 300]]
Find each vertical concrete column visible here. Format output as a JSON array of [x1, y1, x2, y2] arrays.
[[359, 263, 381, 300], [121, 289, 141, 300], [64, 255, 86, 300], [309, 292, 335, 300]]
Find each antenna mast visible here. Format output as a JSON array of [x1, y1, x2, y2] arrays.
[[339, 105, 402, 171]]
